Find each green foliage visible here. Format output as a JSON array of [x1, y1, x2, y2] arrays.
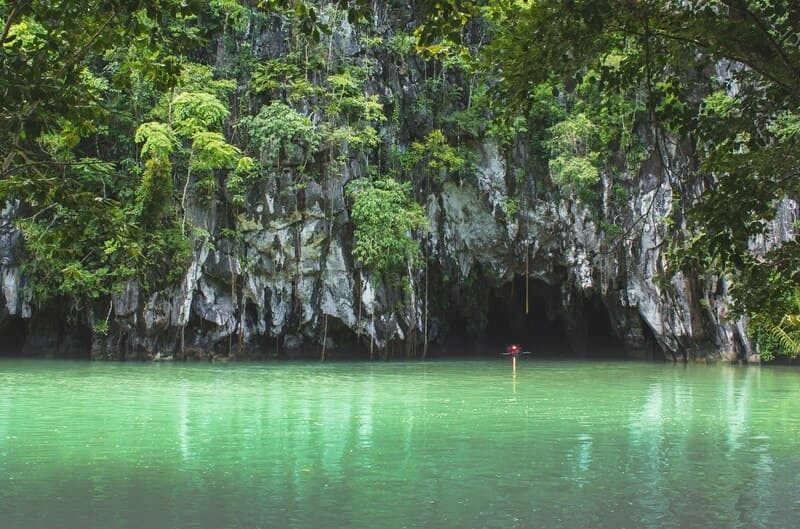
[[359, 34, 384, 49], [749, 288, 800, 360], [14, 187, 140, 302], [324, 67, 385, 125], [0, 1, 210, 305], [346, 178, 427, 280], [136, 157, 174, 223], [403, 129, 466, 185], [3, 16, 47, 52], [244, 101, 319, 166], [503, 196, 519, 220], [386, 32, 417, 57], [140, 225, 192, 289], [250, 58, 313, 101], [771, 111, 800, 142], [612, 183, 628, 202], [180, 63, 237, 97], [211, 0, 251, 32], [1, 1, 195, 171], [599, 220, 623, 242], [9, 0, 798, 360], [548, 112, 600, 155], [190, 131, 241, 172], [172, 92, 230, 136], [318, 65, 386, 159], [546, 113, 603, 201], [411, 129, 465, 171], [128, 85, 244, 283], [549, 156, 600, 200], [92, 318, 110, 335], [225, 156, 257, 208], [135, 122, 178, 160], [0, 0, 269, 306], [135, 84, 244, 208]]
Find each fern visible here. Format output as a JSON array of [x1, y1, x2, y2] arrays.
[[172, 92, 229, 136], [760, 289, 800, 359], [766, 321, 800, 358], [134, 122, 177, 160], [190, 131, 241, 172]]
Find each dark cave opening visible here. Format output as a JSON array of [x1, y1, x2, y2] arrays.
[[572, 294, 630, 358], [0, 317, 27, 357], [64, 324, 93, 359], [484, 279, 567, 355], [0, 315, 91, 359], [318, 316, 369, 360], [483, 277, 627, 358]]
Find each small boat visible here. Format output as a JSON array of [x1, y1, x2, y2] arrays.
[[499, 344, 532, 356]]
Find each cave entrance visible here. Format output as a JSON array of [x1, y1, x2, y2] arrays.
[[0, 315, 92, 359], [485, 279, 567, 355], [484, 277, 627, 358], [571, 294, 629, 358], [0, 317, 27, 357]]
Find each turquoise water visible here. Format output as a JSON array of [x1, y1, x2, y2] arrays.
[[0, 359, 798, 529]]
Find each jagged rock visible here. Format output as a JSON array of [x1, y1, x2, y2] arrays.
[[438, 181, 507, 279], [320, 239, 356, 327], [205, 239, 241, 283], [113, 280, 139, 318]]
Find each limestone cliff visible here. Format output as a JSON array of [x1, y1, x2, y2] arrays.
[[0, 4, 790, 362]]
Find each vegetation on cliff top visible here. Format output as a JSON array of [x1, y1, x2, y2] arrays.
[[1, 0, 799, 358]]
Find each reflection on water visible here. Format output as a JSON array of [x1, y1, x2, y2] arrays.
[[0, 360, 798, 529]]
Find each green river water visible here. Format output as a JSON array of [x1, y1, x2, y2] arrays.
[[0, 359, 798, 529]]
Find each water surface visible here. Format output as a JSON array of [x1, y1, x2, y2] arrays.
[[1, 359, 798, 528]]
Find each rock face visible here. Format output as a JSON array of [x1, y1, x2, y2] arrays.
[[0, 6, 790, 362]]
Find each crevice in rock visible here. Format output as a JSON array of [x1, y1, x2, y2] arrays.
[[637, 316, 665, 361]]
